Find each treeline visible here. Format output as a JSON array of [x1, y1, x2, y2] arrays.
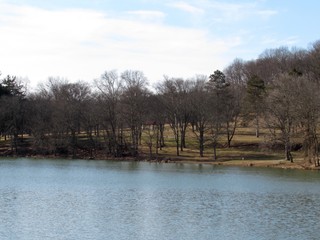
[[1, 40, 320, 165]]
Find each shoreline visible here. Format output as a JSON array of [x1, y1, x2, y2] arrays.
[[7, 153, 318, 171], [145, 158, 319, 170], [179, 160, 313, 170]]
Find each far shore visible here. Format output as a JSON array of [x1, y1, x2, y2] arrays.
[[9, 153, 318, 171], [178, 159, 317, 170], [144, 158, 319, 170]]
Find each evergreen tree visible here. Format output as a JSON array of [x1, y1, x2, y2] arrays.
[[245, 75, 266, 137]]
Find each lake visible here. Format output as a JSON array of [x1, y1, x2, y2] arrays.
[[0, 158, 319, 240]]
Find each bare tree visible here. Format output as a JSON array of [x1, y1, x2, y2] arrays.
[[95, 70, 124, 157], [144, 94, 166, 158], [45, 78, 91, 158], [265, 74, 298, 162], [121, 70, 149, 157], [189, 75, 210, 157], [26, 89, 53, 155], [224, 59, 247, 146], [157, 77, 192, 156], [294, 76, 320, 166]]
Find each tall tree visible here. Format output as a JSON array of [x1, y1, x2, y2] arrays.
[[265, 74, 298, 162], [144, 94, 166, 158], [294, 76, 320, 166], [0, 75, 26, 154], [244, 75, 266, 137], [26, 89, 53, 155], [189, 75, 210, 157], [45, 78, 91, 158], [174, 78, 192, 151], [207, 70, 229, 160], [157, 77, 192, 156], [121, 70, 149, 157], [157, 78, 181, 156], [95, 70, 124, 157]]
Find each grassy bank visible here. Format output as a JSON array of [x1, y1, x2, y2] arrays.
[[0, 125, 317, 170], [139, 125, 317, 170]]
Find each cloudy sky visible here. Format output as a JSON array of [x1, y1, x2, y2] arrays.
[[0, 0, 319, 88]]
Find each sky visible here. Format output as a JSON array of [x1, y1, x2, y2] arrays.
[[0, 0, 319, 89]]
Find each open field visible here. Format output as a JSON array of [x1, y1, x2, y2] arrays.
[[139, 125, 314, 170]]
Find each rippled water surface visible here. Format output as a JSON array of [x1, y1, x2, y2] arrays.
[[0, 158, 320, 240]]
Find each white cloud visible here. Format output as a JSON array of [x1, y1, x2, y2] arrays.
[[168, 1, 204, 15], [256, 10, 278, 19], [126, 10, 166, 23], [0, 2, 241, 88]]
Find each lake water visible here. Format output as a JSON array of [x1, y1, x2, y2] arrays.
[[0, 158, 319, 240]]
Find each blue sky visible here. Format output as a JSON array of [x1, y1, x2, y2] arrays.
[[0, 0, 319, 88]]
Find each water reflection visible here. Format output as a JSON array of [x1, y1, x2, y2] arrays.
[[0, 158, 319, 240]]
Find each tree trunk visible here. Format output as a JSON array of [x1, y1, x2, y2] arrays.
[[155, 125, 159, 156], [227, 122, 231, 148], [213, 141, 217, 161], [71, 130, 77, 158], [148, 143, 152, 160], [159, 124, 165, 149], [226, 117, 237, 148], [181, 127, 187, 149], [199, 129, 204, 157], [175, 128, 180, 156], [179, 122, 187, 151], [139, 125, 142, 145], [180, 129, 184, 152], [284, 140, 293, 162], [135, 128, 139, 157], [255, 116, 260, 138], [12, 133, 18, 154]]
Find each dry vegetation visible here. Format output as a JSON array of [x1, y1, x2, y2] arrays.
[[0, 120, 313, 170], [139, 124, 309, 169]]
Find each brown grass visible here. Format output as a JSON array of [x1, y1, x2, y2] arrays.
[[1, 124, 313, 169], [139, 124, 313, 170]]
